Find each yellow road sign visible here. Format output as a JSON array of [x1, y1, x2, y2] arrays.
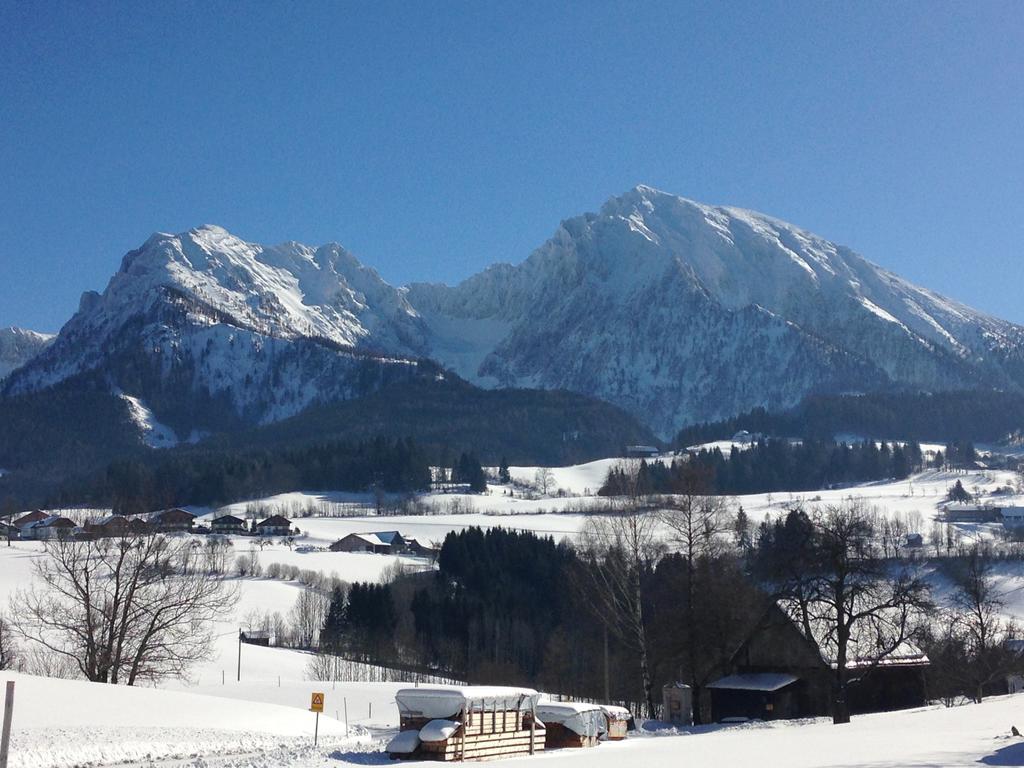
[[310, 692, 324, 713]]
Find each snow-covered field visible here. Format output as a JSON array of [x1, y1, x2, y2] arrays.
[[5, 666, 1024, 767], [3, 462, 1024, 766]]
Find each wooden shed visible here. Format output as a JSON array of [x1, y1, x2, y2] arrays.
[[536, 702, 606, 748], [387, 686, 544, 762]]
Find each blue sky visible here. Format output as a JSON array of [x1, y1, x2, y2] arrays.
[[1, 1, 1022, 332]]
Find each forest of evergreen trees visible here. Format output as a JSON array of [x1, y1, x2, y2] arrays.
[[675, 390, 1024, 448], [59, 437, 435, 513], [601, 438, 925, 496]]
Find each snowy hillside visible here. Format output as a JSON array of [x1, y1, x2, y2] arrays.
[[0, 327, 52, 381], [8, 188, 1024, 438]]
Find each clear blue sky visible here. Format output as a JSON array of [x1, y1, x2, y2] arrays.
[[2, 1, 1022, 332]]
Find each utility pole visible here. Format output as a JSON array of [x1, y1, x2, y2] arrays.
[[237, 629, 242, 681], [603, 625, 610, 703]]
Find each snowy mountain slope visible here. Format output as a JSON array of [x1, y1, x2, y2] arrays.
[[0, 327, 53, 380], [408, 186, 1024, 435], [8, 188, 1024, 441]]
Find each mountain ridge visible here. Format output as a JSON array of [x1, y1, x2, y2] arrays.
[[7, 185, 1024, 439]]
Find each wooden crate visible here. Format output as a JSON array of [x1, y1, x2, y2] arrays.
[[542, 721, 600, 749]]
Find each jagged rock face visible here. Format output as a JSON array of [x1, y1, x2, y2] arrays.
[[408, 186, 1024, 436], [0, 327, 53, 381], [8, 188, 1024, 440]]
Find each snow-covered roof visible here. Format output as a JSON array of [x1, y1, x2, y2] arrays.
[[536, 702, 607, 737], [599, 705, 632, 718], [396, 686, 539, 719], [345, 531, 401, 547], [708, 673, 799, 692]]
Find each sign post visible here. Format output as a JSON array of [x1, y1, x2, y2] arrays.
[[310, 691, 324, 747]]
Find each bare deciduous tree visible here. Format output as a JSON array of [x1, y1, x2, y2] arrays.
[[579, 501, 664, 717], [754, 502, 931, 724], [657, 490, 731, 722], [289, 587, 330, 649], [10, 534, 238, 685], [0, 612, 18, 670]]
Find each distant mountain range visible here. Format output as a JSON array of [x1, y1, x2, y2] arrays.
[[5, 185, 1024, 456]]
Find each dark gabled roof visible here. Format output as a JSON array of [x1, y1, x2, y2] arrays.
[[212, 515, 245, 525], [13, 510, 48, 528], [256, 515, 291, 527]]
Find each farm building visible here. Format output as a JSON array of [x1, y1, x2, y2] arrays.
[[387, 686, 544, 761], [21, 515, 77, 540], [535, 702, 606, 748], [12, 510, 47, 530], [708, 603, 929, 722], [255, 515, 291, 537], [211, 514, 247, 535], [1001, 507, 1024, 529], [407, 537, 440, 558], [942, 503, 1000, 523], [147, 508, 195, 532], [0, 521, 19, 541], [330, 530, 406, 554], [83, 515, 132, 538]]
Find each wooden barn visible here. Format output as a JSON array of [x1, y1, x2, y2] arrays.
[[708, 603, 929, 723], [535, 702, 606, 748], [330, 530, 406, 554], [387, 686, 544, 761]]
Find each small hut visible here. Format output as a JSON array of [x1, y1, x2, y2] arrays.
[[536, 702, 606, 748], [387, 686, 544, 762], [662, 682, 693, 725]]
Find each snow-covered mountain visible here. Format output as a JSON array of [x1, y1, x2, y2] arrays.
[[8, 187, 1024, 439], [408, 186, 1024, 435], [0, 327, 54, 380], [3, 225, 431, 438]]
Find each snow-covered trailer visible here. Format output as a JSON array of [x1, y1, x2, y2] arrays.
[[387, 686, 544, 762], [535, 702, 607, 748], [599, 705, 632, 740]]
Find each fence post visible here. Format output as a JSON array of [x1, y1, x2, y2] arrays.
[[0, 680, 14, 768]]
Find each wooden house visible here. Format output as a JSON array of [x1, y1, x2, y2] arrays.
[[387, 686, 544, 761], [708, 603, 929, 723], [330, 530, 406, 554], [255, 515, 291, 537], [0, 521, 20, 541], [148, 508, 195, 533], [535, 702, 606, 748], [211, 514, 247, 535]]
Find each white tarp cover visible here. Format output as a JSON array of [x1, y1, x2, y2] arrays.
[[396, 686, 540, 720], [707, 673, 799, 692], [599, 704, 632, 720], [536, 703, 607, 738], [419, 719, 461, 742], [386, 730, 421, 754]]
